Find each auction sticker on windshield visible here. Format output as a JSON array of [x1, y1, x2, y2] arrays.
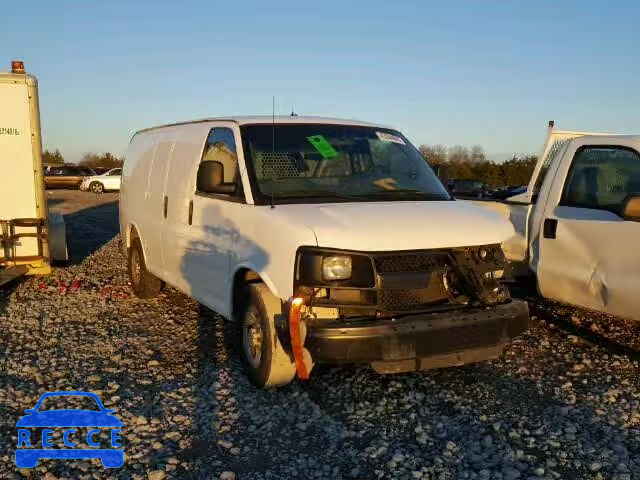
[[14, 391, 124, 469], [306, 135, 338, 159], [376, 131, 405, 145]]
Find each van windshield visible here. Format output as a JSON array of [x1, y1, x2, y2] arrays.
[[240, 124, 451, 204]]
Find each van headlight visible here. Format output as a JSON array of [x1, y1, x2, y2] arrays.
[[322, 256, 352, 280], [296, 248, 374, 288]]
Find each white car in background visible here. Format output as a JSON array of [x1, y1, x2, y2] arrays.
[[80, 168, 122, 193]]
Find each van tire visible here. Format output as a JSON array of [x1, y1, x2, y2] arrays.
[[128, 237, 162, 299], [240, 284, 296, 388]]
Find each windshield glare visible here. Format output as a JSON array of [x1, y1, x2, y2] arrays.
[[240, 124, 451, 203]]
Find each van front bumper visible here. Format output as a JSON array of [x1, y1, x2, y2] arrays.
[[305, 300, 529, 370]]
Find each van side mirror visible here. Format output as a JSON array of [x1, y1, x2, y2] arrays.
[[197, 161, 235, 194], [621, 194, 640, 221]]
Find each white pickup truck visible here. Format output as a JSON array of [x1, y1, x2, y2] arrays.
[[469, 122, 640, 321]]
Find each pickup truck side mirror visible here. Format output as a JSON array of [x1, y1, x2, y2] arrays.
[[197, 161, 235, 194], [621, 194, 640, 221]]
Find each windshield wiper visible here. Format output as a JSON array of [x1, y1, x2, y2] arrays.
[[272, 189, 363, 201], [360, 189, 451, 200], [271, 188, 450, 202]]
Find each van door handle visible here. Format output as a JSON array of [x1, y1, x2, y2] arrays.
[[163, 196, 168, 219], [543, 218, 557, 239], [188, 200, 193, 225]]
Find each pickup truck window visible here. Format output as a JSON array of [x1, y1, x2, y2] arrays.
[[532, 138, 570, 198], [561, 146, 640, 213], [240, 124, 450, 204]]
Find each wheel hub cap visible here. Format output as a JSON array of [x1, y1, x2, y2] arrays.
[[243, 309, 263, 368], [131, 249, 141, 284]]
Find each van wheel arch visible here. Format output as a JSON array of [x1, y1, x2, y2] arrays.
[[232, 268, 262, 322], [128, 236, 163, 298], [126, 225, 153, 267], [127, 224, 141, 251]]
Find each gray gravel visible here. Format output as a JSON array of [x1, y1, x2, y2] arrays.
[[1, 191, 639, 479]]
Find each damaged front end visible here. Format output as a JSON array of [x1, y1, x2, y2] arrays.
[[294, 244, 513, 317], [290, 245, 529, 372]]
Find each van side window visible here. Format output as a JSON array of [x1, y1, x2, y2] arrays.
[[198, 128, 242, 198], [561, 146, 640, 214]]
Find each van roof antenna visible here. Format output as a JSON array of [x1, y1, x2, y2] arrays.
[[271, 96, 276, 209]]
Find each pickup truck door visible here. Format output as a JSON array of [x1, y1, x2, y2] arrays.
[[536, 138, 640, 321]]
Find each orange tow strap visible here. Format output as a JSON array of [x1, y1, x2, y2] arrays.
[[288, 298, 309, 380]]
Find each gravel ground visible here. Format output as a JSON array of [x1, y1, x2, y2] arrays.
[[1, 191, 639, 480]]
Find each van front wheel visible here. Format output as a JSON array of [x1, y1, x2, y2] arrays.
[[240, 284, 296, 388], [128, 237, 162, 299]]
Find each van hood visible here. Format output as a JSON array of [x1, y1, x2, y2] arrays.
[[272, 200, 515, 251]]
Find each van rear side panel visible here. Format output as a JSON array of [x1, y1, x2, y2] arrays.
[[0, 75, 41, 258], [120, 132, 157, 247], [121, 130, 176, 276]]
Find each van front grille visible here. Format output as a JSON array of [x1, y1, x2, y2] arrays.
[[379, 284, 449, 312], [374, 252, 450, 273]]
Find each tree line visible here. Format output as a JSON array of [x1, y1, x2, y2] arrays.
[[43, 144, 538, 188], [419, 144, 537, 187], [43, 150, 124, 168]]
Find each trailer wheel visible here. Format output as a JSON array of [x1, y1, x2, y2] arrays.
[[128, 237, 162, 298], [90, 182, 104, 193], [240, 284, 296, 388]]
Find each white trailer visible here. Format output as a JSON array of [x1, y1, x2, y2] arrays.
[[0, 60, 67, 286], [468, 121, 640, 321]]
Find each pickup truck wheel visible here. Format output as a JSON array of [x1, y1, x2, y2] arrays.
[[128, 237, 162, 298], [90, 181, 104, 193], [240, 284, 296, 388]]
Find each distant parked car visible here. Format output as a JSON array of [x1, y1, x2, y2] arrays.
[[490, 185, 527, 200], [450, 179, 487, 198], [79, 168, 122, 193], [44, 165, 96, 189]]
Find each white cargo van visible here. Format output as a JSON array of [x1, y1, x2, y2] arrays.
[[120, 117, 529, 387], [0, 60, 67, 286]]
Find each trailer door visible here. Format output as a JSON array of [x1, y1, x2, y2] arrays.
[[0, 74, 41, 260]]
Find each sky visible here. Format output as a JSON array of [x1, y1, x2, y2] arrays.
[[3, 0, 640, 163]]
